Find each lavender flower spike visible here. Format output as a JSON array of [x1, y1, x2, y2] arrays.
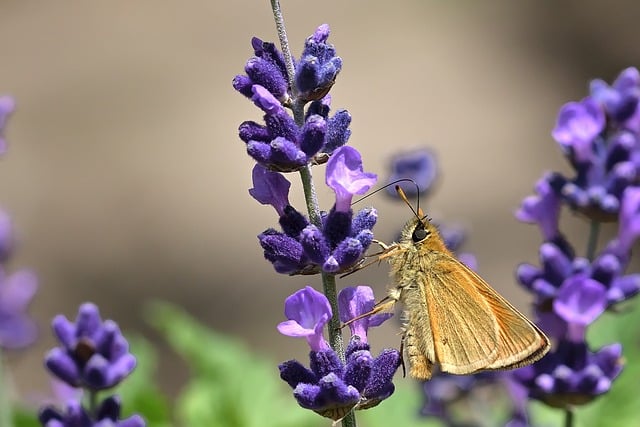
[[45, 303, 137, 390], [279, 287, 401, 419], [0, 267, 38, 349]]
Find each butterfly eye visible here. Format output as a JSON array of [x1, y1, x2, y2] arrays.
[[412, 226, 429, 242]]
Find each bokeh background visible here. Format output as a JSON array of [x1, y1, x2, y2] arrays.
[[1, 0, 639, 401]]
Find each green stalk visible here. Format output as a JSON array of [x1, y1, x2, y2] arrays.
[[564, 406, 574, 427], [586, 220, 601, 261], [0, 350, 13, 427], [269, 2, 355, 426]]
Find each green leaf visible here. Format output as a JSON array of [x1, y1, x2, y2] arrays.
[[146, 301, 322, 427], [114, 335, 172, 427], [574, 302, 640, 427]]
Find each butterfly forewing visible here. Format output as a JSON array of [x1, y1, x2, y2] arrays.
[[419, 252, 503, 374]]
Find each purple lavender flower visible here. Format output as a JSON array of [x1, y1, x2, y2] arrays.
[[552, 97, 605, 164], [45, 303, 136, 391], [0, 95, 15, 156], [337, 286, 392, 342], [512, 69, 640, 415], [385, 148, 438, 198], [278, 286, 400, 420], [512, 341, 622, 408], [256, 147, 377, 275], [517, 186, 640, 308], [232, 37, 289, 102], [277, 286, 331, 351], [590, 67, 640, 131], [295, 24, 342, 102], [516, 174, 562, 241], [248, 164, 291, 216], [39, 395, 145, 427], [0, 267, 38, 349], [326, 146, 377, 212], [234, 26, 350, 172]]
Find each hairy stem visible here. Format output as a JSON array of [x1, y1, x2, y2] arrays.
[[269, 0, 297, 99]]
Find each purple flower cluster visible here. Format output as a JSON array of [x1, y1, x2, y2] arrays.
[[0, 96, 38, 351], [233, 25, 351, 172], [39, 396, 143, 427], [252, 147, 377, 275], [236, 25, 378, 276], [543, 67, 640, 221], [513, 68, 640, 409], [39, 303, 144, 427], [278, 286, 400, 420], [235, 22, 398, 422]]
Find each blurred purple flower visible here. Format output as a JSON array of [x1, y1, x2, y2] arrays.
[[0, 268, 37, 349], [386, 148, 438, 198], [39, 395, 145, 427], [513, 341, 622, 407], [553, 277, 607, 342], [45, 303, 136, 390], [0, 209, 14, 263], [552, 97, 605, 164], [516, 174, 562, 241], [609, 185, 640, 255], [590, 67, 640, 131], [0, 95, 15, 156]]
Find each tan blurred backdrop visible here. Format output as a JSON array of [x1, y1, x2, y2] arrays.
[[0, 0, 638, 401]]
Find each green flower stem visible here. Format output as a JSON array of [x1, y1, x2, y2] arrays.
[[564, 407, 574, 427], [88, 389, 99, 418], [0, 350, 12, 427], [269, 2, 356, 426], [299, 166, 355, 427], [586, 220, 601, 261]]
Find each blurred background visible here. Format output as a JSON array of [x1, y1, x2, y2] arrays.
[[0, 0, 639, 401]]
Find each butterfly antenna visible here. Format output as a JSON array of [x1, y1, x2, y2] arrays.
[[351, 179, 421, 206], [395, 185, 424, 220]]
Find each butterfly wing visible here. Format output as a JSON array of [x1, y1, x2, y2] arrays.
[[423, 252, 549, 373], [418, 251, 503, 374]]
